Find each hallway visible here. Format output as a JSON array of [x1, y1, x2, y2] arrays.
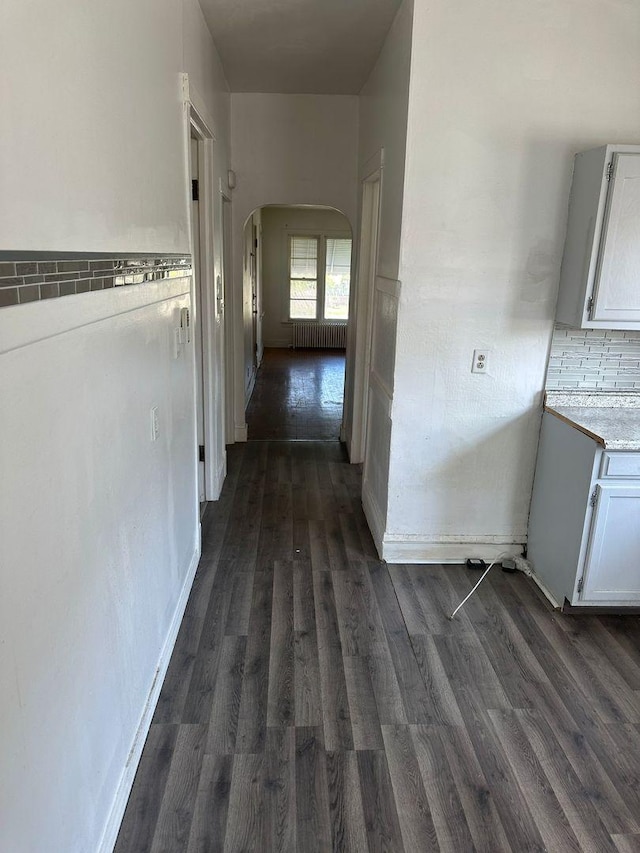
[[115, 441, 640, 853], [246, 349, 346, 440]]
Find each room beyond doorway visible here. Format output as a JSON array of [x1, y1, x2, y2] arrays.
[[246, 348, 346, 440]]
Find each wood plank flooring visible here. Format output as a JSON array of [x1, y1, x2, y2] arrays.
[[115, 441, 640, 853], [245, 349, 345, 440]]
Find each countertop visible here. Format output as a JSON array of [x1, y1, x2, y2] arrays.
[[544, 393, 640, 451]]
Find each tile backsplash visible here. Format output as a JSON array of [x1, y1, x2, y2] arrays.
[[546, 327, 640, 392], [0, 256, 191, 308]]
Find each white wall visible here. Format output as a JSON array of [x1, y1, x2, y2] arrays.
[[261, 206, 352, 348], [0, 2, 231, 851], [0, 282, 198, 853], [229, 94, 359, 437], [346, 0, 413, 526], [357, 0, 414, 283], [384, 0, 640, 561], [0, 0, 188, 254]]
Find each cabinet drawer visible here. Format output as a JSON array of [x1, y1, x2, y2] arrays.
[[600, 452, 640, 479]]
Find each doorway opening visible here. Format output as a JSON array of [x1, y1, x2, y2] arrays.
[[239, 204, 353, 441], [187, 102, 226, 512]]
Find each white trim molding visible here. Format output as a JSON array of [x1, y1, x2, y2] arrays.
[[362, 480, 385, 556], [379, 536, 526, 564], [235, 422, 248, 442]]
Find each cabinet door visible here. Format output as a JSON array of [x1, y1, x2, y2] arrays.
[[591, 153, 640, 324], [581, 484, 640, 602]]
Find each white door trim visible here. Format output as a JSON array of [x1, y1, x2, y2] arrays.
[[184, 85, 224, 501], [348, 160, 383, 463], [220, 191, 234, 447]]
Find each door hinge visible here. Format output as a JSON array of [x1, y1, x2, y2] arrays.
[[192, 179, 199, 201], [577, 576, 584, 594], [590, 488, 598, 508], [606, 161, 613, 182], [587, 296, 594, 320], [199, 444, 205, 463]]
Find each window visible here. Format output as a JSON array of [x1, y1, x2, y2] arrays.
[[288, 234, 352, 321]]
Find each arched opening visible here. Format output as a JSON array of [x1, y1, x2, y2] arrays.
[[230, 203, 354, 442]]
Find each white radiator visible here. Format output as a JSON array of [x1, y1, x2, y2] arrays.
[[292, 322, 347, 349]]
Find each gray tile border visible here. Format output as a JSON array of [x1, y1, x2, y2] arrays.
[[59, 281, 76, 297], [0, 254, 191, 309], [18, 285, 40, 303], [57, 260, 90, 272], [0, 288, 19, 307], [40, 283, 60, 300]]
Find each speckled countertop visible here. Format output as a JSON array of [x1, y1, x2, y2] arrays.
[[545, 392, 640, 451]]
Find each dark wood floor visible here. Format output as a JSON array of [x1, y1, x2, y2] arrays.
[[115, 441, 640, 853], [246, 348, 345, 440]]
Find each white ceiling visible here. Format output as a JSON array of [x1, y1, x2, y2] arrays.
[[198, 0, 404, 94]]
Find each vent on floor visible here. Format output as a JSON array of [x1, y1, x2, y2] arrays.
[[292, 322, 347, 349]]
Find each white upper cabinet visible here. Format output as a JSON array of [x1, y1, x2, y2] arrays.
[[556, 144, 640, 330]]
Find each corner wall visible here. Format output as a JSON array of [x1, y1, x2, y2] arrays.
[[347, 0, 413, 535], [385, 0, 640, 561]]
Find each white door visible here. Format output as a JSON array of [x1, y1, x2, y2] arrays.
[[581, 484, 640, 602], [592, 153, 640, 324], [190, 135, 206, 503]]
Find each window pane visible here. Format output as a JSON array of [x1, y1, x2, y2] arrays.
[[290, 236, 318, 279], [324, 238, 352, 320], [290, 299, 317, 319], [290, 279, 317, 300]]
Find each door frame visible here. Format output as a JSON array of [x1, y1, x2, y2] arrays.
[[184, 86, 221, 502], [348, 153, 383, 464], [221, 191, 234, 446]]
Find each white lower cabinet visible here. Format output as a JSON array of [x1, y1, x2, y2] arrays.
[[582, 485, 640, 602], [528, 413, 640, 608]]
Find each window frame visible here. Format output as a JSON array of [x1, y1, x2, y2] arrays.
[[285, 229, 352, 323]]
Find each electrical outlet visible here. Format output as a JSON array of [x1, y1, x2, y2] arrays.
[[472, 349, 489, 374]]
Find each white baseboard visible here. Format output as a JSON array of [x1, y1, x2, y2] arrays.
[[245, 371, 257, 407], [234, 422, 248, 442], [380, 538, 525, 564], [361, 479, 385, 558], [96, 544, 201, 853]]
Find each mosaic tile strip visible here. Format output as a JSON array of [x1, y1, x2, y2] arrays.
[[0, 256, 192, 308], [546, 327, 640, 392]]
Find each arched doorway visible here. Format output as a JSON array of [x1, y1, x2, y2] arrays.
[[230, 203, 354, 441]]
